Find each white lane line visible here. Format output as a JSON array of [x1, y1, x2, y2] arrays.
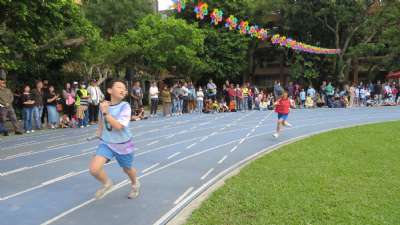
[[1, 150, 95, 176], [45, 155, 70, 163], [47, 143, 67, 149], [147, 141, 159, 146], [246, 133, 251, 138], [178, 130, 187, 135], [239, 138, 245, 144], [40, 199, 96, 225], [2, 151, 33, 160], [142, 163, 160, 173], [41, 172, 76, 186], [230, 146, 238, 153], [200, 168, 214, 180], [166, 134, 175, 139], [218, 155, 228, 164], [251, 128, 256, 133], [210, 132, 218, 136], [200, 136, 208, 142], [186, 143, 197, 149], [190, 126, 197, 130], [174, 187, 194, 205], [255, 125, 260, 128], [1, 167, 30, 176], [167, 152, 181, 160], [1, 170, 87, 201]]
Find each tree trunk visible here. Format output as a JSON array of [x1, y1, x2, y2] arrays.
[[352, 57, 359, 83]]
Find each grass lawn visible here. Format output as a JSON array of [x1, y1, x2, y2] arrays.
[[185, 121, 400, 225]]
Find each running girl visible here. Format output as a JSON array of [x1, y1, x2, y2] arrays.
[[89, 80, 140, 200], [273, 90, 294, 138]]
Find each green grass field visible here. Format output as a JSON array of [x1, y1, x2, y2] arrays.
[[185, 121, 400, 225]]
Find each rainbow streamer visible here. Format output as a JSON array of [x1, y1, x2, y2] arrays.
[[225, 15, 238, 30], [172, 0, 186, 13]]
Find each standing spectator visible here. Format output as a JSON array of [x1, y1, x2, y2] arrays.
[[130, 81, 143, 114], [273, 81, 283, 98], [300, 88, 306, 108], [88, 80, 104, 124], [149, 81, 159, 117], [206, 79, 217, 101], [0, 70, 23, 136], [320, 81, 327, 105], [287, 81, 294, 98], [63, 82, 76, 120], [172, 83, 182, 116], [161, 85, 172, 117], [307, 85, 316, 103], [188, 81, 196, 113], [41, 79, 49, 126], [76, 82, 90, 128], [223, 84, 230, 106], [196, 87, 204, 113], [325, 82, 334, 108], [227, 84, 236, 107], [181, 82, 189, 114], [31, 80, 44, 130], [242, 84, 249, 111], [21, 85, 35, 133], [375, 80, 383, 104], [44, 85, 60, 129], [349, 83, 356, 107], [248, 86, 254, 110], [235, 84, 243, 111], [359, 86, 366, 106]]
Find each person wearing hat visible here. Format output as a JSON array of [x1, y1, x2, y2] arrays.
[[87, 79, 104, 124], [0, 70, 23, 136]]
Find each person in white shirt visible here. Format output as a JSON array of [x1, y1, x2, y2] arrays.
[[196, 87, 204, 113], [149, 82, 159, 117], [181, 82, 189, 113], [87, 80, 104, 124]]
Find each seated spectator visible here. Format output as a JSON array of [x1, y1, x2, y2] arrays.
[[305, 95, 314, 109], [131, 106, 148, 121], [59, 114, 71, 128]]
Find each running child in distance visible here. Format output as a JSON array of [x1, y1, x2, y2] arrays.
[[273, 91, 295, 138]]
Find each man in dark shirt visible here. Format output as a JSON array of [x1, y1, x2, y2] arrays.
[[0, 70, 23, 136]]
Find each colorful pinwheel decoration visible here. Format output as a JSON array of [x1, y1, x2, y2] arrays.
[[210, 8, 224, 25], [194, 2, 209, 20]]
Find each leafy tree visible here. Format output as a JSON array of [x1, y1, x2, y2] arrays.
[[82, 0, 155, 38]]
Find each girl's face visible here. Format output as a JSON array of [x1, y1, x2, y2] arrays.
[[66, 83, 71, 89], [108, 82, 127, 100], [24, 86, 30, 93], [283, 92, 288, 99], [49, 86, 55, 92]]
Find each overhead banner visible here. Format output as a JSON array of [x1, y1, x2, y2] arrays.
[[172, 0, 341, 55]]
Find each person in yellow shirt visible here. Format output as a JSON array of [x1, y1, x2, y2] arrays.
[[305, 94, 314, 108]]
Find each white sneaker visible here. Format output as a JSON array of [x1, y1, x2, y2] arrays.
[[272, 133, 279, 138], [284, 122, 293, 127], [31, 130, 35, 133], [95, 179, 113, 200], [128, 179, 140, 199], [26, 131, 30, 134]]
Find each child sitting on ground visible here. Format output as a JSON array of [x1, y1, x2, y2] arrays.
[[212, 100, 219, 113], [260, 97, 268, 111], [59, 114, 71, 128], [229, 100, 237, 112], [218, 100, 229, 113], [131, 106, 148, 121], [305, 94, 314, 108]]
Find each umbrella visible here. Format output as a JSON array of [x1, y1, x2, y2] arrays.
[[386, 71, 400, 79]]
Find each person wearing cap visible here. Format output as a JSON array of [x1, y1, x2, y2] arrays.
[[0, 70, 23, 136], [87, 79, 104, 125]]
